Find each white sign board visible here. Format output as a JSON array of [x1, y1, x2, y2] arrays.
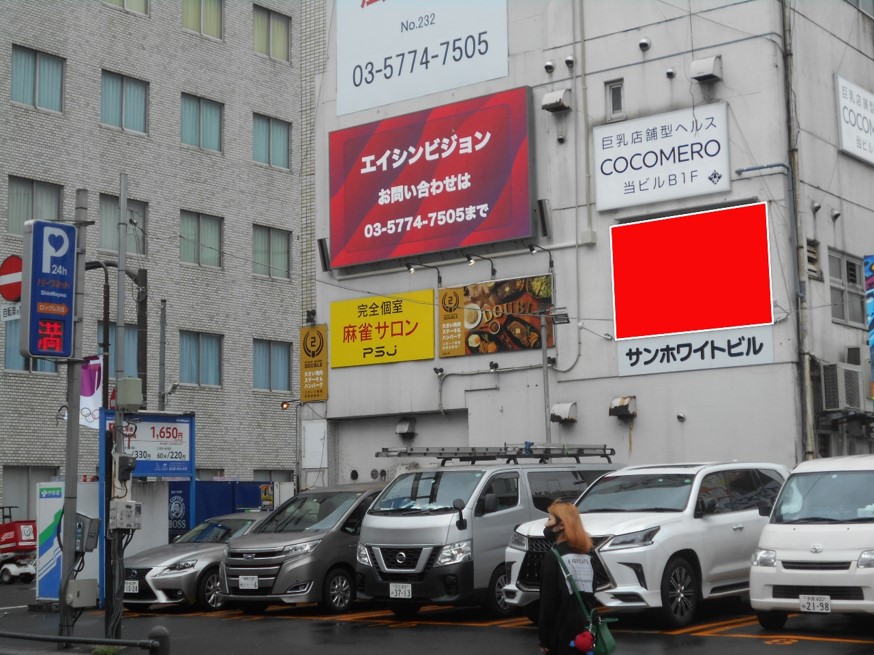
[[336, 0, 508, 116], [594, 103, 730, 210], [617, 325, 774, 376], [836, 76, 874, 167], [1, 302, 20, 322]]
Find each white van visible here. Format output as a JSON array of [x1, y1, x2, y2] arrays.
[[750, 454, 874, 629], [354, 447, 619, 619]]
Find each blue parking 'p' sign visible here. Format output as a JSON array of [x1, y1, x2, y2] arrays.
[[20, 220, 78, 359]]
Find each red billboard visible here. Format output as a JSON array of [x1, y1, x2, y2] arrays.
[[611, 202, 773, 340], [329, 87, 533, 268]]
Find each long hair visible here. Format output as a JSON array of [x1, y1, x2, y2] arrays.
[[548, 501, 593, 554]]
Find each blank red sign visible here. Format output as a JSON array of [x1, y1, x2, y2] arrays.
[[610, 203, 773, 340]]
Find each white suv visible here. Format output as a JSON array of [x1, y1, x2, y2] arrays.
[[504, 462, 789, 626]]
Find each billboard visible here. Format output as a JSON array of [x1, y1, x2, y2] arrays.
[[329, 87, 533, 268], [330, 290, 435, 367], [611, 203, 773, 340], [836, 76, 874, 168], [594, 103, 730, 210], [866, 254, 873, 399], [300, 324, 328, 401], [438, 275, 553, 358], [336, 0, 508, 116]]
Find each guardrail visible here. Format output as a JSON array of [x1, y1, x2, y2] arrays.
[[0, 625, 169, 654]]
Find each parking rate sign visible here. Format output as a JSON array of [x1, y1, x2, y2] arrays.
[[20, 220, 77, 359]]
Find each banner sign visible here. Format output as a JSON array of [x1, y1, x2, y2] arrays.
[[594, 103, 730, 210], [330, 290, 435, 367], [865, 254, 873, 399], [438, 275, 553, 358], [100, 411, 195, 477], [336, 0, 508, 116], [79, 355, 102, 429], [329, 87, 533, 268], [618, 325, 775, 376], [836, 76, 874, 167], [611, 203, 773, 340], [300, 324, 328, 402]]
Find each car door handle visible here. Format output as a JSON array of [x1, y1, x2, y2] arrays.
[[732, 524, 744, 531]]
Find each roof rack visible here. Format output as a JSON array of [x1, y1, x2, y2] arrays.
[[374, 444, 615, 466]]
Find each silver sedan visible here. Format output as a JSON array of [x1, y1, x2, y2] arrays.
[[124, 511, 266, 611]]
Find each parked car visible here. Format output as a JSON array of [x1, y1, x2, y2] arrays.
[[504, 461, 789, 626], [124, 511, 267, 611], [355, 453, 619, 619], [750, 454, 874, 629], [220, 482, 385, 613]]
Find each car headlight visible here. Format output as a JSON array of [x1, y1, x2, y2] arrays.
[[282, 540, 321, 559], [157, 559, 197, 576], [858, 550, 874, 569], [435, 540, 472, 567], [508, 531, 528, 552], [356, 543, 371, 567], [603, 527, 660, 551], [751, 549, 777, 567]]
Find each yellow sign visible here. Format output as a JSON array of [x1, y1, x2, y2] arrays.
[[300, 324, 328, 401], [439, 275, 554, 358], [330, 290, 435, 368]]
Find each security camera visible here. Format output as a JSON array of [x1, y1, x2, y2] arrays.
[[639, 37, 651, 52], [544, 60, 555, 73], [666, 68, 676, 79], [564, 55, 575, 68]]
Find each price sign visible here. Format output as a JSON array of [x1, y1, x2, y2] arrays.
[[102, 412, 195, 477]]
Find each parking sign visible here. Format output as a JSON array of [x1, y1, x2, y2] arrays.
[[20, 220, 77, 359]]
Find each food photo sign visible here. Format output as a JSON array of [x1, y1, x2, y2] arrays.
[[438, 274, 554, 358]]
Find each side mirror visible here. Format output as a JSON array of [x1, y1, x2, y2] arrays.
[[694, 496, 716, 518], [453, 498, 467, 530], [757, 498, 773, 517]]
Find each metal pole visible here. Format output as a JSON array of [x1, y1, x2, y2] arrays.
[[541, 312, 551, 445], [59, 189, 88, 638], [158, 299, 166, 410]]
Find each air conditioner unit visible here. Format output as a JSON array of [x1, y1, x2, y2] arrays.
[[821, 363, 863, 411]]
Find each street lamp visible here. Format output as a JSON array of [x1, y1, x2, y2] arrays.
[[280, 399, 303, 491], [540, 307, 569, 445]]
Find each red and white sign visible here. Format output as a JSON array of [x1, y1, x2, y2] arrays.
[[0, 255, 23, 302]]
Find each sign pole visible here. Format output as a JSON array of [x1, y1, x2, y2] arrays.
[[59, 189, 88, 639]]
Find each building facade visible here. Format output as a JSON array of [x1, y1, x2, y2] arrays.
[[0, 0, 323, 516], [313, 0, 874, 484]]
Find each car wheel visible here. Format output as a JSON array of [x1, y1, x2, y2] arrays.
[[390, 604, 421, 620], [320, 567, 354, 613], [659, 556, 699, 627], [196, 567, 224, 611], [483, 564, 513, 617], [0, 569, 13, 584], [237, 602, 269, 614], [757, 611, 788, 630]]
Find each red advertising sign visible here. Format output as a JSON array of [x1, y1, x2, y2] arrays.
[[329, 87, 533, 268], [611, 202, 773, 340]]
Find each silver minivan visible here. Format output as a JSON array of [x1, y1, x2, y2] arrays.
[[220, 482, 385, 613], [354, 456, 618, 618]]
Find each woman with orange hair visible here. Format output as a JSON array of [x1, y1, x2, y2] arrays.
[[538, 501, 596, 654]]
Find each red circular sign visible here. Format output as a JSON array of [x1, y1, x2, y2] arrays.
[[0, 255, 23, 302]]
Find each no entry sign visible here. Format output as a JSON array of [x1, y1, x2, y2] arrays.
[[0, 255, 22, 302]]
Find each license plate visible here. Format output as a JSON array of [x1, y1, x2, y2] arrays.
[[389, 583, 412, 599], [239, 575, 259, 590], [124, 580, 138, 594], [799, 594, 831, 613]]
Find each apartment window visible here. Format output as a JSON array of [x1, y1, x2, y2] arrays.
[[11, 46, 63, 112], [181, 94, 222, 151], [99, 194, 147, 254], [253, 339, 291, 391], [104, 0, 148, 14], [182, 0, 222, 39], [180, 330, 221, 386], [4, 320, 57, 373], [253, 225, 291, 278], [7, 176, 61, 235], [253, 114, 289, 169], [606, 79, 624, 120], [254, 6, 289, 62], [196, 468, 224, 480], [180, 211, 222, 267], [100, 71, 148, 133], [97, 322, 139, 377], [828, 250, 866, 326]]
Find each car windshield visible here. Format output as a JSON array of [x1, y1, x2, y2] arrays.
[[771, 471, 874, 524], [255, 491, 361, 533], [176, 518, 255, 543], [576, 473, 692, 512], [370, 470, 483, 514]]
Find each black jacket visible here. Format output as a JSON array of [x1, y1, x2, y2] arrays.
[[538, 542, 596, 654]]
